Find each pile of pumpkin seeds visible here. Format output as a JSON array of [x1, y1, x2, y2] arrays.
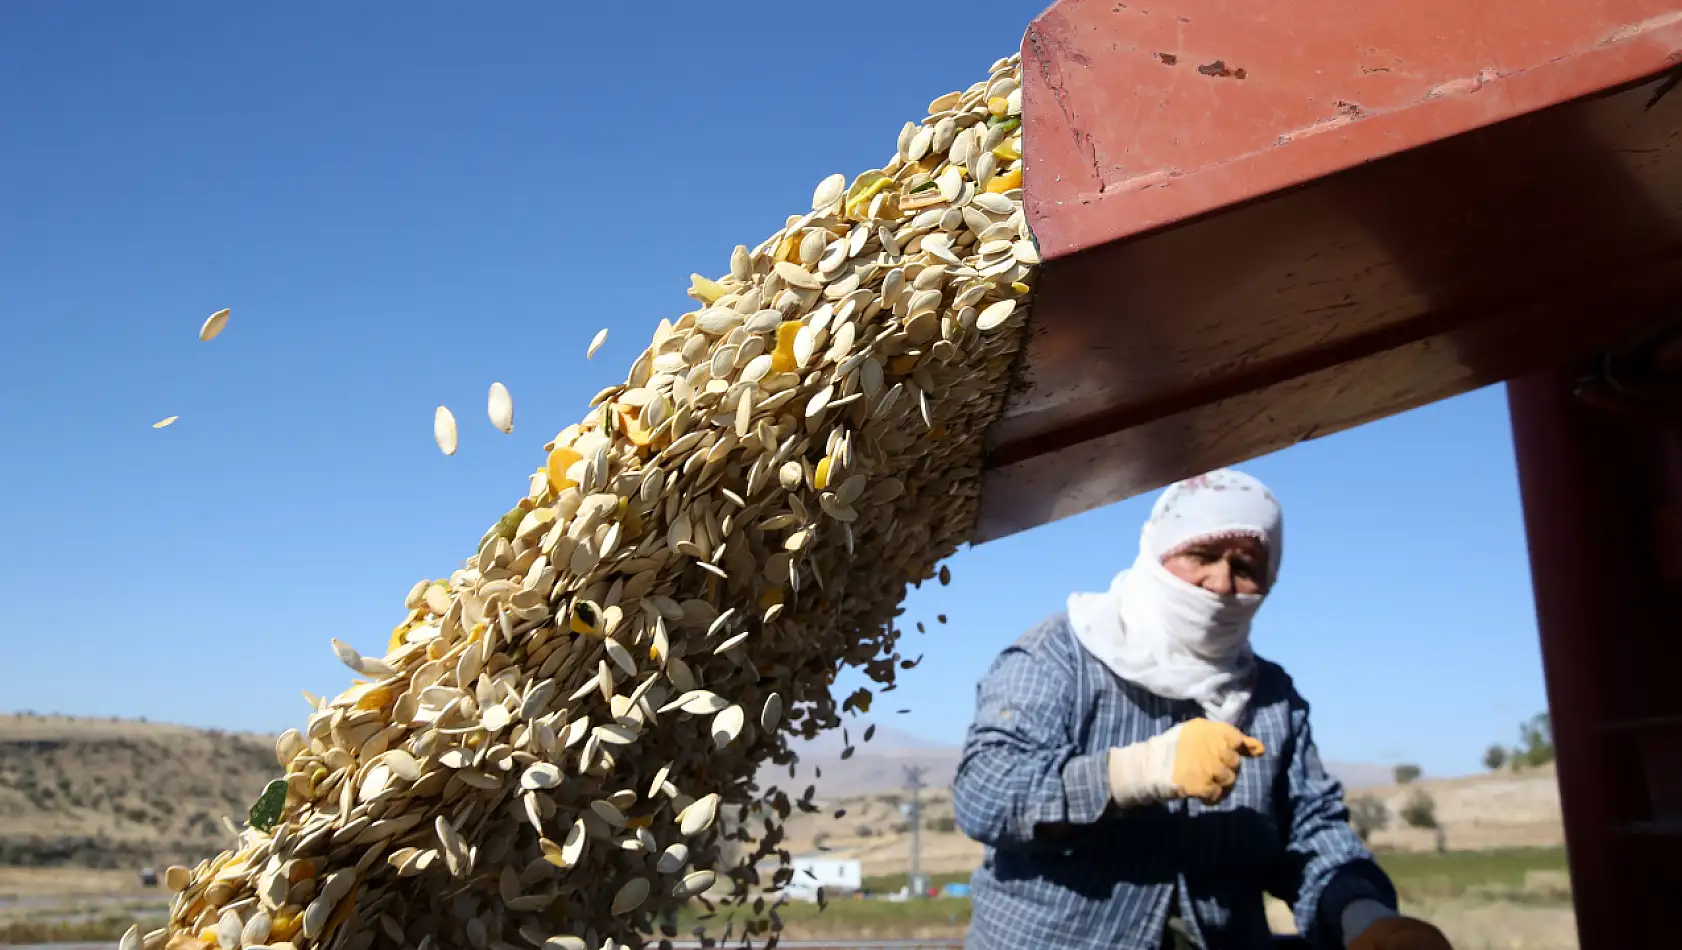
[[133, 52, 1033, 950]]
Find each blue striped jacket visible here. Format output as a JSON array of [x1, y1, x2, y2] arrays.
[[954, 613, 1397, 950]]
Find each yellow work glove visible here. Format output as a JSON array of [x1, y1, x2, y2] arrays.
[[1347, 916, 1453, 950], [1106, 717, 1266, 808]]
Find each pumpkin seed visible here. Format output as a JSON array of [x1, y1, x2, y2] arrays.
[[434, 406, 458, 455], [487, 382, 515, 434], [198, 308, 231, 341]]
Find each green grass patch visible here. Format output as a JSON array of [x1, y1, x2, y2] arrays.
[[862, 870, 972, 894], [0, 913, 167, 945], [858, 847, 1571, 901], [18, 849, 1566, 946], [1376, 847, 1568, 902]]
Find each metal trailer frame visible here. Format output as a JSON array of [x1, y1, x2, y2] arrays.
[[989, 0, 1682, 943]]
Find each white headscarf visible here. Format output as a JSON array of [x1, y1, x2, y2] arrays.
[[1066, 469, 1284, 724]]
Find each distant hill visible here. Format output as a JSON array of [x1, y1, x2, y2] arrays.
[[0, 714, 276, 870], [766, 720, 1397, 798], [1331, 761, 1401, 789], [759, 723, 963, 798]]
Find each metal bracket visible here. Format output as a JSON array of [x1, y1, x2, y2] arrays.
[[1572, 322, 1682, 424]]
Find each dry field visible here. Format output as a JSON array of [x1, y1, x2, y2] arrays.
[[0, 714, 1573, 947], [0, 714, 276, 871], [773, 765, 1575, 949], [774, 766, 1566, 877]]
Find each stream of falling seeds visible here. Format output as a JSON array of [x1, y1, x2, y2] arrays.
[[138, 51, 1035, 950]]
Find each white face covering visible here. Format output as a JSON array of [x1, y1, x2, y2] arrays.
[[1066, 469, 1284, 724]]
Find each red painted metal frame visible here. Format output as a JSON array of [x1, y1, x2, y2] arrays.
[[1508, 368, 1682, 948], [981, 0, 1682, 541], [983, 1, 1682, 945]]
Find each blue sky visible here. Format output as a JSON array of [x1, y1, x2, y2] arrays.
[[0, 2, 1546, 779]]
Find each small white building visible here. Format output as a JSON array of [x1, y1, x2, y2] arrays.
[[782, 855, 862, 902]]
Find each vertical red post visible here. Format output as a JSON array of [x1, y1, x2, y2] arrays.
[[1507, 370, 1682, 947]]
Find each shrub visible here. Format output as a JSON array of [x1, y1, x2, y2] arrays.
[[1483, 745, 1507, 771], [1347, 795, 1389, 843], [1517, 713, 1555, 768], [1393, 764, 1423, 785], [1400, 790, 1438, 830]]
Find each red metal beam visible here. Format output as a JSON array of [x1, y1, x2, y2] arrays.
[[1508, 367, 1682, 946], [980, 0, 1682, 541]]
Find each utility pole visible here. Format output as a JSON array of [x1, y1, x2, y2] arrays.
[[903, 765, 926, 899]]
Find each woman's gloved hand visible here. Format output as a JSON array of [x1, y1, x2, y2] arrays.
[[1347, 916, 1453, 950], [1106, 717, 1266, 807]]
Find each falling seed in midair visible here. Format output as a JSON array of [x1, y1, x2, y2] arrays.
[[434, 406, 458, 456], [588, 328, 608, 359], [152, 416, 178, 429], [487, 382, 514, 434], [198, 308, 231, 342]]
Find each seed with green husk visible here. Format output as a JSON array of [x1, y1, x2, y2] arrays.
[[248, 778, 288, 832]]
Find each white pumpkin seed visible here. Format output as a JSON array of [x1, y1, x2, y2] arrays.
[[977, 298, 1016, 331], [521, 762, 562, 790], [678, 793, 720, 836], [487, 382, 515, 434], [434, 406, 458, 455], [760, 693, 784, 732], [812, 173, 846, 211], [674, 869, 716, 898], [710, 704, 745, 748], [609, 877, 650, 916], [656, 842, 689, 874], [198, 308, 231, 342]]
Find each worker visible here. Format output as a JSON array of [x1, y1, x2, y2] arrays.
[[953, 469, 1452, 950]]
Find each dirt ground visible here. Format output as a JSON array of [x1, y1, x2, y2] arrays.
[[1265, 896, 1578, 950], [0, 867, 156, 899], [0, 868, 166, 933], [778, 767, 1566, 878]]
